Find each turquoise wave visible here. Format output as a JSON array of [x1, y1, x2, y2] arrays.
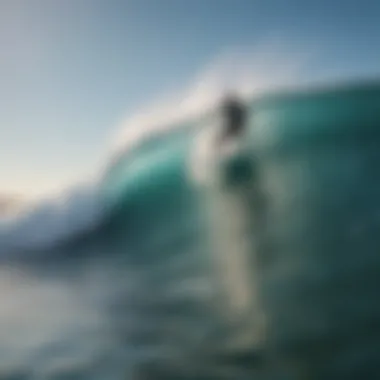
[[2, 81, 380, 379], [96, 81, 380, 379]]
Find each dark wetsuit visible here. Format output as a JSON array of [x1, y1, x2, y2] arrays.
[[220, 96, 247, 141]]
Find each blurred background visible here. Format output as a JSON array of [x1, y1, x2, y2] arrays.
[[1, 1, 380, 379]]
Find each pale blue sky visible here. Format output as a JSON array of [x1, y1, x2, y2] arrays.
[[1, 0, 380, 196]]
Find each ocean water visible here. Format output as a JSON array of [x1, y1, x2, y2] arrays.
[[0, 96, 269, 380], [2, 81, 380, 380]]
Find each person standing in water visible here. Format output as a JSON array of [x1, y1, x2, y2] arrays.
[[219, 95, 248, 143]]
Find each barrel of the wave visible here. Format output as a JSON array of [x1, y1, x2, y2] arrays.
[[190, 124, 266, 353], [251, 82, 380, 379]]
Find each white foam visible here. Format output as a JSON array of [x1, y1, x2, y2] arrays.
[[0, 183, 104, 255]]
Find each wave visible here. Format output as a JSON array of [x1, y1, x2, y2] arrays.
[[0, 41, 305, 258], [0, 42, 309, 378], [0, 184, 104, 256]]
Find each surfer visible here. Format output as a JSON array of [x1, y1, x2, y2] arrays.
[[219, 95, 247, 143]]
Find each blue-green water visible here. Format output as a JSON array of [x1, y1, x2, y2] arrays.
[[1, 82, 380, 379]]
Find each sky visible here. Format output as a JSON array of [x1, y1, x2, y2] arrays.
[[1, 0, 380, 197]]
